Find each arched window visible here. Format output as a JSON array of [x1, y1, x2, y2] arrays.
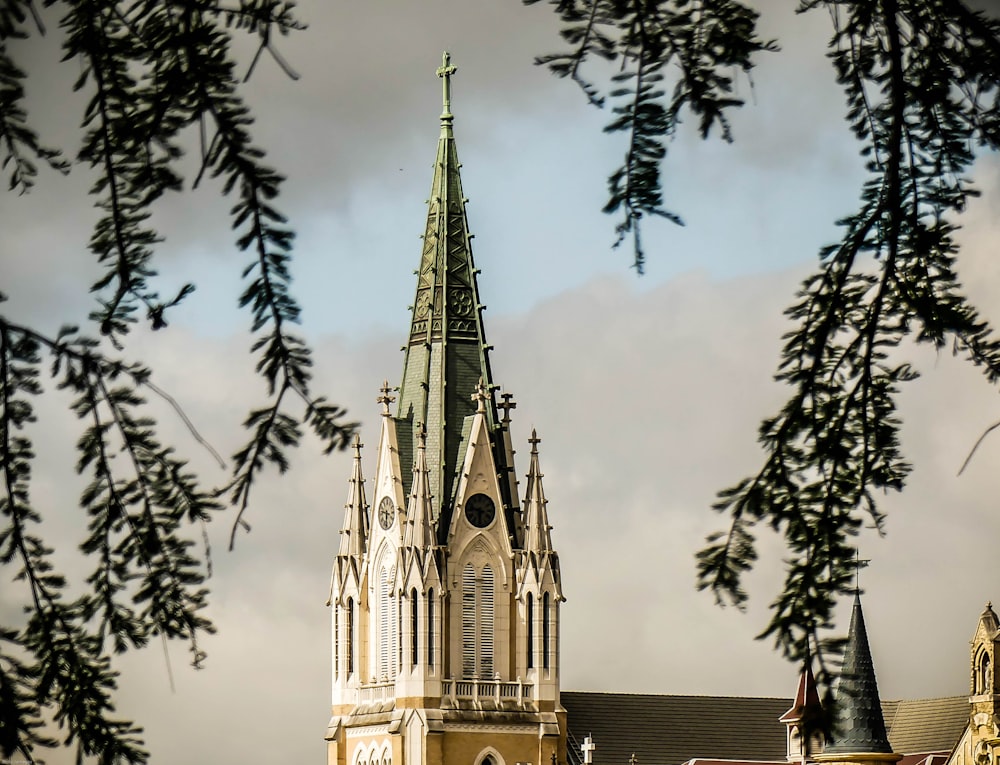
[[461, 563, 495, 678], [526, 593, 534, 670], [427, 589, 435, 669], [411, 588, 419, 666], [346, 597, 354, 675], [542, 592, 551, 671]]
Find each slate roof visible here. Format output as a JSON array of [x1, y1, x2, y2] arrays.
[[826, 594, 893, 754], [883, 697, 968, 754], [561, 692, 790, 765], [561, 691, 968, 765]]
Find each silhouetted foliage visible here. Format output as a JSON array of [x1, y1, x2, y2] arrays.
[[0, 2, 355, 762], [531, 0, 1000, 693]]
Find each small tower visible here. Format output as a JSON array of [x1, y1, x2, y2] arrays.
[[781, 662, 825, 764], [968, 602, 1000, 759], [817, 594, 900, 765], [325, 52, 566, 765], [329, 435, 370, 711]]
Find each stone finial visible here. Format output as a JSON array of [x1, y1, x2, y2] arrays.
[[529, 428, 541, 453], [498, 391, 516, 423], [377, 379, 396, 416], [472, 377, 490, 413]]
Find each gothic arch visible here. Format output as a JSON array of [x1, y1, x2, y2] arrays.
[[474, 746, 505, 765], [977, 647, 993, 694], [454, 534, 509, 588]]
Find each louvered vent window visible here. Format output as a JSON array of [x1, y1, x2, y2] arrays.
[[543, 592, 551, 671], [461, 563, 495, 678], [379, 569, 389, 679], [462, 564, 477, 678], [378, 568, 398, 680], [526, 593, 534, 670], [427, 590, 435, 669], [480, 565, 494, 678]]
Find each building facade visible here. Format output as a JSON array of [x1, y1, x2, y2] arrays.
[[324, 53, 566, 765]]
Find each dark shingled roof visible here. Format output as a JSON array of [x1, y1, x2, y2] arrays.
[[561, 692, 968, 765], [561, 692, 790, 765], [826, 595, 893, 754]]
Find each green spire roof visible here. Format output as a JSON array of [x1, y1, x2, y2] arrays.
[[825, 593, 893, 755], [395, 53, 506, 534]]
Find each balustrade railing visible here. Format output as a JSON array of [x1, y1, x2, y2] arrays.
[[441, 677, 533, 706]]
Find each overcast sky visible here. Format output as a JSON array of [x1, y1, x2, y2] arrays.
[[4, 1, 1000, 763]]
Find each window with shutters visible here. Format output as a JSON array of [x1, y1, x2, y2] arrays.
[[378, 567, 398, 680], [526, 593, 534, 670], [479, 565, 494, 678], [542, 591, 551, 671], [461, 562, 495, 678]]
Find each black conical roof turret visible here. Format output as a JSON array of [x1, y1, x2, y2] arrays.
[[825, 593, 893, 754]]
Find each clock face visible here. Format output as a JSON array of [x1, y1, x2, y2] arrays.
[[378, 497, 395, 530], [464, 493, 496, 528]]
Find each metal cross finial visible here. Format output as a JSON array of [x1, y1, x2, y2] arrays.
[[629, 754, 638, 765], [498, 391, 517, 423], [377, 379, 396, 416], [581, 735, 596, 765], [436, 51, 457, 119], [854, 550, 870, 594], [472, 377, 490, 413]]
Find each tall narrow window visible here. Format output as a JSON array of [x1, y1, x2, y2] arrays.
[[461, 563, 496, 678], [542, 592, 551, 671], [334, 603, 340, 677], [411, 588, 419, 667], [379, 569, 390, 679], [526, 593, 534, 670], [462, 564, 477, 678], [480, 565, 494, 678], [379, 568, 398, 680], [346, 597, 354, 675], [427, 589, 435, 669]]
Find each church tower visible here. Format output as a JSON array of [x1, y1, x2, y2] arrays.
[[325, 53, 566, 765], [945, 603, 1000, 765]]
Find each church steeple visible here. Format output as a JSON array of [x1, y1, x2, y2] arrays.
[[396, 51, 509, 538], [325, 55, 565, 765]]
